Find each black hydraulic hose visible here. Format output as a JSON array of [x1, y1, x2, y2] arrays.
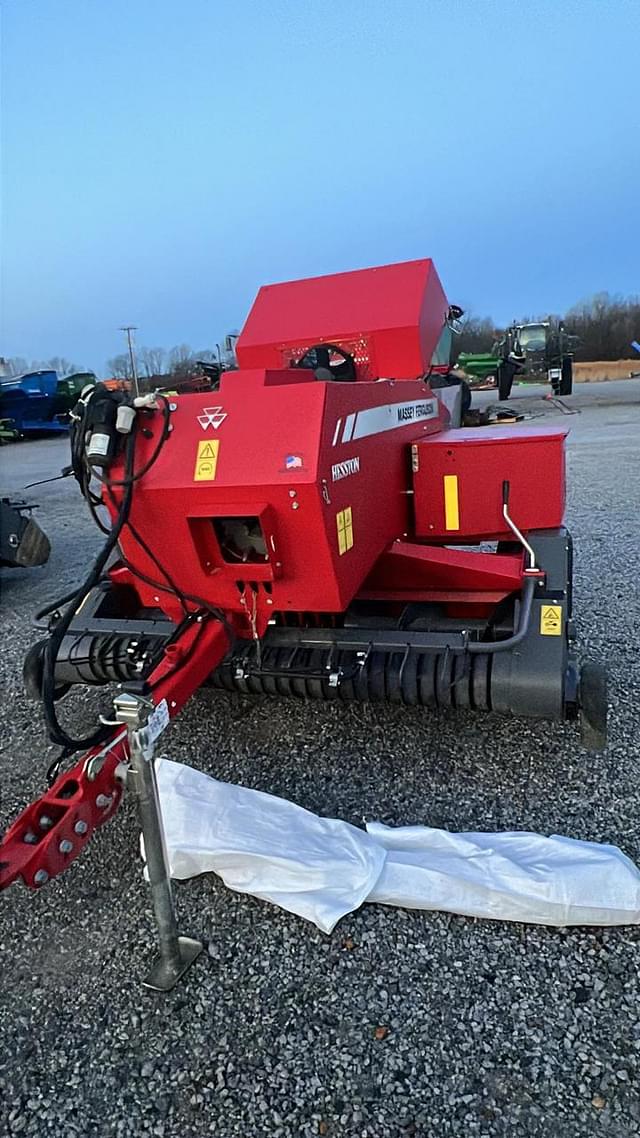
[[467, 577, 536, 655], [90, 397, 171, 487], [33, 588, 88, 627], [39, 391, 234, 755], [40, 430, 136, 752]]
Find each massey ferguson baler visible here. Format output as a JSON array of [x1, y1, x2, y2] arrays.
[[0, 259, 607, 987]]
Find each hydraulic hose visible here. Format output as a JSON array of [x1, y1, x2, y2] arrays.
[[41, 427, 137, 752], [467, 577, 536, 655]]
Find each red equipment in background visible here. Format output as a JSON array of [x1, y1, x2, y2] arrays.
[[2, 259, 606, 907]]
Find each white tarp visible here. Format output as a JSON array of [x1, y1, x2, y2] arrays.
[[366, 822, 640, 927], [153, 760, 385, 934], [153, 760, 640, 933]]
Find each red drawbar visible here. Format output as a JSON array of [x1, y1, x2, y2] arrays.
[[0, 619, 231, 891]]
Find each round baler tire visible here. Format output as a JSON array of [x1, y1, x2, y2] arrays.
[[559, 357, 573, 396], [497, 363, 514, 401]]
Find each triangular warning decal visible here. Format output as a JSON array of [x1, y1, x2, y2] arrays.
[[540, 604, 562, 636], [194, 438, 220, 480]]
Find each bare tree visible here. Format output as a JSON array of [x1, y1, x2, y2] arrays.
[[3, 356, 30, 376], [139, 346, 168, 377], [40, 356, 81, 375], [168, 343, 193, 365], [107, 352, 133, 379], [565, 293, 640, 360], [453, 314, 499, 360], [168, 343, 196, 378]]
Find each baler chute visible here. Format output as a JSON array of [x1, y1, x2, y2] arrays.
[[1, 258, 607, 983]]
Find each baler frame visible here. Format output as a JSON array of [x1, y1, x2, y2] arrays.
[[0, 258, 607, 988]]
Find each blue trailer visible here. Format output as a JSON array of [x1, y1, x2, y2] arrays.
[[0, 370, 70, 434]]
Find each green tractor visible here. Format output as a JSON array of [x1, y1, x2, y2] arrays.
[[459, 320, 579, 400], [455, 351, 500, 385]]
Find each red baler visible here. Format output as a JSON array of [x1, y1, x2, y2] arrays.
[[1, 259, 606, 909]]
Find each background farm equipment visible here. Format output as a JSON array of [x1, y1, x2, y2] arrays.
[[0, 498, 50, 568], [0, 418, 21, 444], [0, 370, 94, 436], [458, 321, 579, 399], [455, 352, 500, 385], [0, 258, 606, 988], [630, 340, 640, 379]]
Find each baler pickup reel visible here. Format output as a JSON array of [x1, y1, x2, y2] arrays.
[[1, 259, 607, 987]]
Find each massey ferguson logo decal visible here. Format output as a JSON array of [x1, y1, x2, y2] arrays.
[[331, 456, 360, 482], [396, 401, 434, 423], [197, 406, 227, 430]]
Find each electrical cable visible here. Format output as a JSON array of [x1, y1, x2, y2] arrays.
[[120, 514, 232, 627], [40, 386, 233, 753], [89, 397, 171, 487], [41, 428, 136, 751]]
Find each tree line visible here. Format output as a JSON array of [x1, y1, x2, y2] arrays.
[[1, 355, 86, 378], [454, 293, 640, 362], [1, 345, 230, 381], [105, 344, 232, 381], [3, 294, 639, 380]]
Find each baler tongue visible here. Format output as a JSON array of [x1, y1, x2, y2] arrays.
[[0, 740, 125, 891]]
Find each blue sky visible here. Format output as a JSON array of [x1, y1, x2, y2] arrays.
[[1, 0, 637, 372]]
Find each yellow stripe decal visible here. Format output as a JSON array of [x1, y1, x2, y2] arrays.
[[443, 474, 460, 531], [336, 510, 347, 555], [344, 506, 354, 550]]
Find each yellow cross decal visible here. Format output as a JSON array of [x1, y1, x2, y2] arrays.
[[336, 506, 354, 555]]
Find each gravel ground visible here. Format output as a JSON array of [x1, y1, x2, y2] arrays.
[[1, 382, 640, 1137]]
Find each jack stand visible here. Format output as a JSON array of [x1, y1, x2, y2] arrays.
[[114, 692, 203, 991]]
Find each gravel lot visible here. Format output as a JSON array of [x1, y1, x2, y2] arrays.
[[1, 381, 640, 1137]]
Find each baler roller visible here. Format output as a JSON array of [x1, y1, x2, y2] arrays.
[[23, 632, 157, 697], [211, 645, 494, 710]]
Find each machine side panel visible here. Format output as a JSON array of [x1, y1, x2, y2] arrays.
[[115, 374, 446, 619], [317, 380, 444, 607], [412, 427, 567, 540]]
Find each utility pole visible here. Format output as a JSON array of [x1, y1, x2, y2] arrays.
[[120, 325, 140, 397]]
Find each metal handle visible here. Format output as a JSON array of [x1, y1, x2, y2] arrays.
[[501, 480, 538, 572]]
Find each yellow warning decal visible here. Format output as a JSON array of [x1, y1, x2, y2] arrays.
[[540, 604, 563, 636], [443, 474, 460, 531], [336, 506, 354, 555], [194, 439, 220, 481]]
